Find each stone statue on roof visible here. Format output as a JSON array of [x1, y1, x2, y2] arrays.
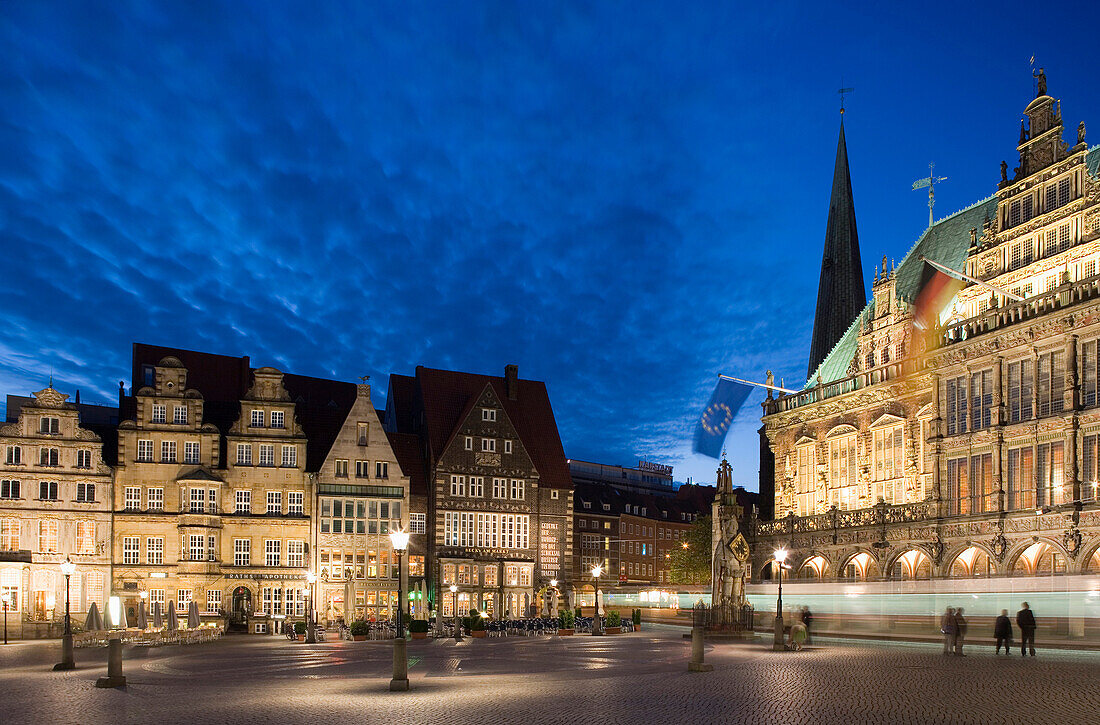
[[1078, 121, 1086, 145], [1000, 160, 1008, 184], [1034, 67, 1047, 97]]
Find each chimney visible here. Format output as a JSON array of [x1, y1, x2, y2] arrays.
[[75, 389, 81, 404], [504, 364, 518, 400]]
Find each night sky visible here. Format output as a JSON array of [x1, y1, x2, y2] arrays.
[[3, 2, 1099, 489]]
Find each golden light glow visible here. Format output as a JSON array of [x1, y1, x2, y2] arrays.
[[774, 548, 788, 563]]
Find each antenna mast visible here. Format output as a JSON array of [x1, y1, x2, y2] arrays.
[[912, 162, 948, 228]]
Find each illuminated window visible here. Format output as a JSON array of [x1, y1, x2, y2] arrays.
[[1007, 359, 1034, 421], [827, 433, 858, 509], [76, 521, 95, 554]]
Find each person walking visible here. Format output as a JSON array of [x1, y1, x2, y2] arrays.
[[802, 606, 813, 645], [953, 607, 968, 656], [994, 609, 1012, 655], [941, 607, 956, 655], [1017, 602, 1036, 657]]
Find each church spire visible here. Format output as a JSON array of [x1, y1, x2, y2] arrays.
[[807, 117, 866, 379]]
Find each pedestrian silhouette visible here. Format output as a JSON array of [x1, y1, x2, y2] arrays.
[[1016, 602, 1036, 657]]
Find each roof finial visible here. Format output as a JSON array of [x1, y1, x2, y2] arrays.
[[838, 84, 855, 116], [49, 368, 54, 388]]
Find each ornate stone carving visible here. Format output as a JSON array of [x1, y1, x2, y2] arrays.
[[990, 533, 1008, 562], [1062, 528, 1082, 559]]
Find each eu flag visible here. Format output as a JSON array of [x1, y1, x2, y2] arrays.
[[692, 377, 753, 459]]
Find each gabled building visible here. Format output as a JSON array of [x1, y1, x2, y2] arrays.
[[0, 385, 113, 638], [221, 367, 310, 633], [312, 381, 411, 624], [112, 356, 222, 625], [385, 364, 573, 619]]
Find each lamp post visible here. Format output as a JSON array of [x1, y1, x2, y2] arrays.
[[450, 584, 462, 641], [388, 530, 410, 691], [2, 592, 10, 645], [54, 557, 76, 670], [389, 530, 409, 637], [591, 565, 603, 635], [772, 548, 788, 651], [305, 571, 317, 644]]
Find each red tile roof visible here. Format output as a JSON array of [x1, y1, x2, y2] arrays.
[[386, 431, 429, 496], [401, 365, 572, 490]]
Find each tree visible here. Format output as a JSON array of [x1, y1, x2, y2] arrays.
[[668, 515, 712, 585]]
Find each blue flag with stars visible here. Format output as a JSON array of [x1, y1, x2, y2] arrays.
[[692, 377, 753, 459]]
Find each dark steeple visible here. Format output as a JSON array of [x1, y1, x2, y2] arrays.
[[807, 119, 866, 379]]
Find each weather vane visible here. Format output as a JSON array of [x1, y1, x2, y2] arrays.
[[838, 86, 855, 115], [358, 375, 370, 383], [912, 162, 948, 228]]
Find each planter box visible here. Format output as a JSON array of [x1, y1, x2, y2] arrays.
[[558, 629, 575, 636], [410, 632, 428, 640], [605, 627, 623, 634], [470, 630, 487, 638], [352, 635, 367, 641]]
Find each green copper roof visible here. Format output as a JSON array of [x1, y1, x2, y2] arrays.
[[804, 146, 1100, 389]]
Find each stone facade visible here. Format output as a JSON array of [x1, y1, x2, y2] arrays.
[[754, 80, 1100, 609], [112, 357, 223, 626], [312, 382, 410, 625], [0, 386, 113, 638], [221, 367, 310, 634]]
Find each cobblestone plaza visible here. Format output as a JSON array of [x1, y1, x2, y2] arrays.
[[2, 626, 1097, 724]]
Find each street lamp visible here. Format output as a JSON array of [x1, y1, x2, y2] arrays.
[[772, 548, 788, 651], [450, 584, 462, 641], [2, 591, 10, 645], [54, 557, 76, 670], [389, 530, 409, 636], [305, 571, 317, 644], [388, 530, 410, 691], [591, 565, 603, 635]]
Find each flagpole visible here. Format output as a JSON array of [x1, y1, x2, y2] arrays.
[[717, 375, 800, 395], [919, 255, 1024, 302]]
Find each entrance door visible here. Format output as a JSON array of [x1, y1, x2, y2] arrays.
[[230, 587, 251, 631]]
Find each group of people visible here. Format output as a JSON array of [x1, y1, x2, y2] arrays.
[[941, 602, 1037, 657]]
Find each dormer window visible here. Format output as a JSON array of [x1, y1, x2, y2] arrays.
[[582, 501, 591, 509], [482, 408, 497, 422], [250, 410, 264, 428], [39, 417, 60, 434], [602, 503, 610, 511]]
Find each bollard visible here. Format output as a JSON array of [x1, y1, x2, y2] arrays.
[[95, 636, 126, 688], [687, 626, 712, 672], [54, 633, 75, 670], [389, 636, 410, 691]]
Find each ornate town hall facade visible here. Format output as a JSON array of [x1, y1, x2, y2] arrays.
[[752, 77, 1100, 633]]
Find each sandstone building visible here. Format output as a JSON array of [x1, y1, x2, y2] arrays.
[[0, 386, 113, 638], [750, 77, 1100, 635]]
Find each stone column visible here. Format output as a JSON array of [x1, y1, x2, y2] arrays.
[[992, 356, 1005, 512], [1066, 335, 1080, 502]]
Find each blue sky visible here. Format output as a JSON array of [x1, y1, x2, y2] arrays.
[[2, 1, 1099, 489]]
